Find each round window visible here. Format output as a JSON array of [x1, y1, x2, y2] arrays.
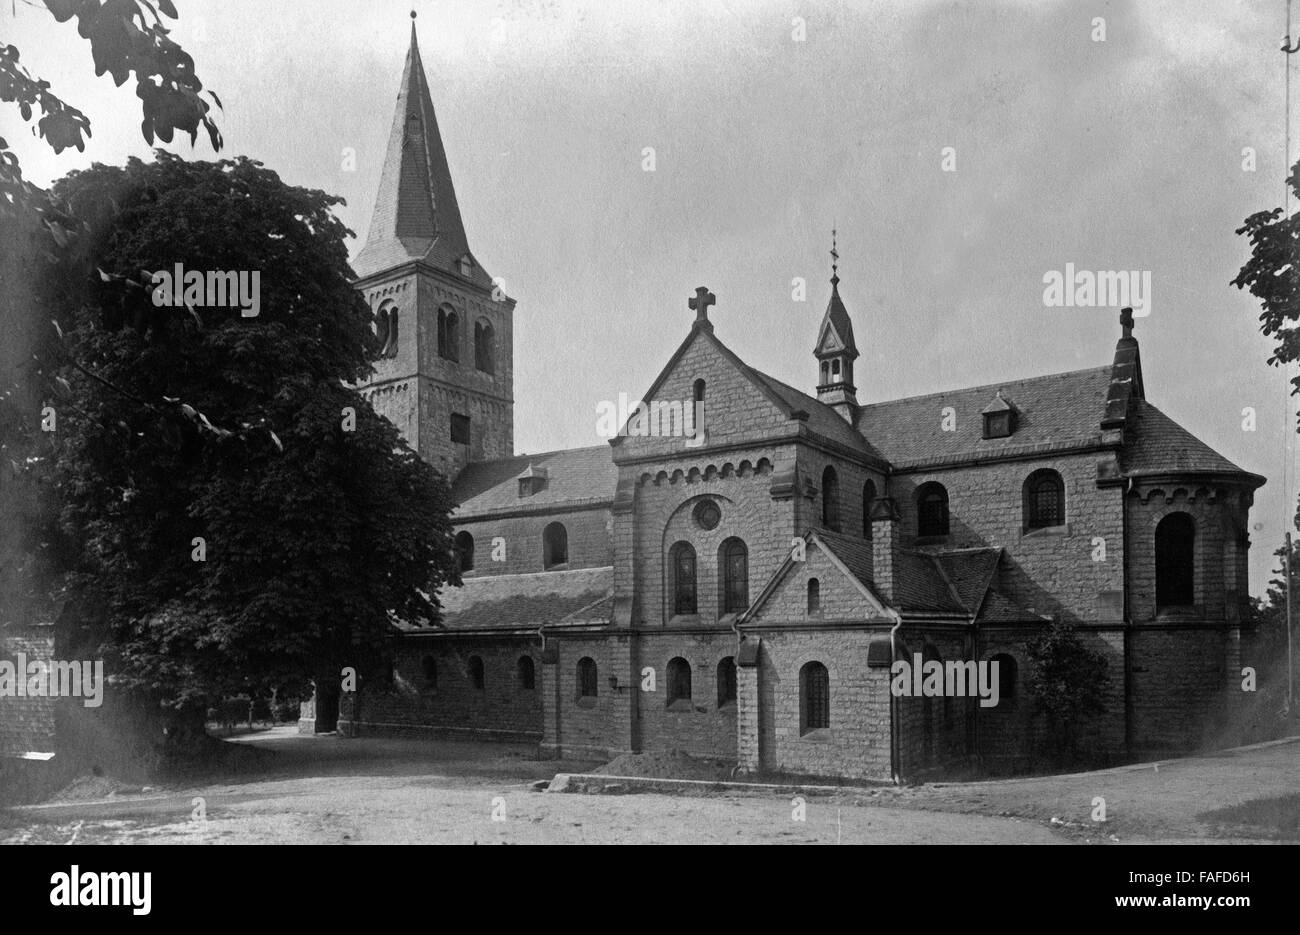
[[693, 499, 721, 531]]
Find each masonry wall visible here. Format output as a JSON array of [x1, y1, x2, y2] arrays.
[[633, 630, 738, 758], [1130, 626, 1230, 754], [541, 634, 629, 759], [0, 625, 57, 755], [340, 638, 542, 740], [455, 507, 613, 577], [752, 629, 893, 781], [891, 453, 1124, 624]]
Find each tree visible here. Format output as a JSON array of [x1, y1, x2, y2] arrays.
[[1025, 619, 1110, 766], [40, 153, 459, 757]]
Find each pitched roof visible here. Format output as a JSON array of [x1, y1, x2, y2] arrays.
[[451, 446, 618, 517], [353, 24, 493, 289], [748, 369, 881, 460], [855, 366, 1113, 470], [407, 566, 614, 632], [814, 280, 858, 358], [1121, 399, 1261, 481]]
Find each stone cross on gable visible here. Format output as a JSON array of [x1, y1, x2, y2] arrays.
[[689, 286, 716, 330]]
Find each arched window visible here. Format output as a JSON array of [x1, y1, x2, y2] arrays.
[[821, 466, 840, 531], [831, 359, 841, 377], [807, 578, 821, 615], [421, 656, 437, 688], [1156, 512, 1196, 608], [474, 319, 495, 374], [989, 653, 1017, 700], [916, 482, 950, 537], [577, 657, 598, 699], [800, 661, 829, 732], [468, 655, 485, 691], [543, 522, 568, 569], [437, 307, 459, 361], [670, 541, 697, 616], [693, 379, 705, 405], [693, 379, 706, 434], [717, 657, 737, 707], [1024, 469, 1065, 529], [820, 361, 830, 384], [863, 480, 877, 539], [385, 308, 399, 358], [667, 657, 692, 705], [719, 537, 749, 614], [517, 656, 535, 690], [454, 530, 475, 572], [374, 305, 390, 352]]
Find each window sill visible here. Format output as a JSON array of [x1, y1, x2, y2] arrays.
[[666, 698, 694, 712], [1156, 605, 1199, 620], [668, 614, 700, 626], [1022, 523, 1070, 538], [799, 728, 834, 742], [544, 563, 570, 572], [576, 696, 597, 709]]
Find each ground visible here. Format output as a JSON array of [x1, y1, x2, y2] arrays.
[[1, 730, 1296, 844]]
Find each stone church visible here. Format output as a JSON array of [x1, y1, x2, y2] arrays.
[[302, 23, 1268, 781]]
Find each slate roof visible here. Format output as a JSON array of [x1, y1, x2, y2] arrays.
[[812, 530, 1001, 617], [353, 24, 494, 289], [855, 366, 1113, 469], [452, 446, 618, 517], [816, 280, 858, 356], [748, 369, 882, 460], [409, 566, 614, 632], [1122, 399, 1258, 479]]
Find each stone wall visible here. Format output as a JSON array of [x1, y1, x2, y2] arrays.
[[455, 507, 613, 577]]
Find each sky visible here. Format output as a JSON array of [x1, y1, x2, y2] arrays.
[[4, 0, 1297, 596]]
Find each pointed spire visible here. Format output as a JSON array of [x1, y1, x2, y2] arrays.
[[815, 230, 857, 360], [354, 15, 487, 286]]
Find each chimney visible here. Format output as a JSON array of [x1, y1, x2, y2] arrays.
[[870, 497, 902, 604]]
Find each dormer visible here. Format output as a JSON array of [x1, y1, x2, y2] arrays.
[[517, 463, 548, 497], [981, 390, 1017, 439]]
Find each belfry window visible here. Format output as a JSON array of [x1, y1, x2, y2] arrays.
[[1155, 512, 1195, 609]]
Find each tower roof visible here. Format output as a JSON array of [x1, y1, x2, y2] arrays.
[[814, 233, 858, 359], [354, 20, 492, 288]]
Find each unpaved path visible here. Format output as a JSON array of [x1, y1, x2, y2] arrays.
[[1, 729, 1294, 844]]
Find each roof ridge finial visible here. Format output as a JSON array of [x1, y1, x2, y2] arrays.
[[830, 227, 839, 286]]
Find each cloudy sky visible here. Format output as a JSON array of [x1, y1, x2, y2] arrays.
[[7, 0, 1296, 594]]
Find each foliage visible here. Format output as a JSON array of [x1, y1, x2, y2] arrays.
[[1025, 618, 1110, 765]]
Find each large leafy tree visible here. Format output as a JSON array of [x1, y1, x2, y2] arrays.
[[41, 153, 459, 749], [1025, 619, 1110, 766]]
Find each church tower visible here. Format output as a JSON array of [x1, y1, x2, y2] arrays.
[[353, 14, 515, 480], [814, 232, 859, 422]]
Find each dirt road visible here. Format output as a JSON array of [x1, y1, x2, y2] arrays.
[[2, 729, 1294, 844]]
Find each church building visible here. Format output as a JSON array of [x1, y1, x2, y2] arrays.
[[301, 22, 1268, 781]]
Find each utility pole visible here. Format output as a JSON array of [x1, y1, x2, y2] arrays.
[[1289, 532, 1295, 716]]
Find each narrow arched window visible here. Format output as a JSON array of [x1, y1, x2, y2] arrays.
[[1156, 512, 1195, 608], [916, 482, 950, 537], [437, 307, 459, 361], [421, 656, 437, 688], [386, 308, 399, 357], [863, 480, 877, 539], [517, 656, 535, 690], [1024, 469, 1065, 529], [667, 657, 692, 705], [454, 530, 475, 572], [670, 541, 697, 616], [577, 657, 598, 699], [468, 655, 485, 690], [693, 379, 706, 434], [474, 319, 495, 374], [543, 522, 568, 569], [717, 657, 737, 707], [800, 661, 829, 732], [821, 466, 840, 531], [989, 653, 1017, 700], [807, 578, 820, 614], [720, 537, 749, 614], [374, 305, 390, 352]]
